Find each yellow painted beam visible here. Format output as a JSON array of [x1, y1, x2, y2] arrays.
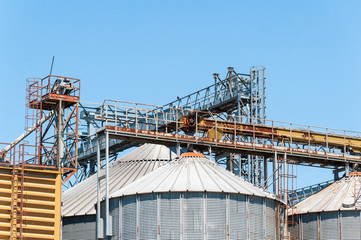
[[0, 179, 12, 185], [0, 222, 10, 227], [21, 198, 55, 206], [195, 118, 361, 153], [21, 232, 54, 239], [22, 191, 55, 198], [0, 196, 12, 202], [21, 215, 55, 223], [22, 224, 54, 231], [0, 206, 11, 211], [23, 182, 56, 189], [0, 230, 10, 236], [22, 207, 55, 214]]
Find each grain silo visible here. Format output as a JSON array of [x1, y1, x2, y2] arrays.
[[291, 172, 361, 240], [62, 144, 175, 240], [99, 152, 282, 240]]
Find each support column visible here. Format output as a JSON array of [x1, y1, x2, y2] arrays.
[[283, 153, 288, 205], [176, 142, 181, 157], [283, 152, 289, 239], [208, 146, 212, 161], [248, 155, 252, 184], [96, 137, 101, 239], [264, 158, 268, 187], [255, 157, 259, 186], [273, 152, 278, 195], [105, 131, 111, 236], [345, 162, 350, 177]]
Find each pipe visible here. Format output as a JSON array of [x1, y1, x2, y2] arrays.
[[273, 152, 278, 195], [1, 111, 54, 153], [96, 137, 101, 239], [105, 131, 111, 236]]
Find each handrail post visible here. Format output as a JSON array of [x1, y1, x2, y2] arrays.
[[176, 110, 178, 140], [115, 101, 117, 131], [156, 107, 159, 138], [272, 121, 274, 149], [308, 126, 311, 154], [195, 112, 198, 142], [326, 128, 329, 158], [215, 117, 217, 144], [135, 104, 138, 134], [290, 123, 292, 153], [344, 130, 346, 160], [105, 104, 108, 126]]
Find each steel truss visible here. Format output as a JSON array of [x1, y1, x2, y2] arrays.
[[76, 66, 266, 183]]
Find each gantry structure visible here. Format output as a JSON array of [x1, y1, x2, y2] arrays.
[[1, 66, 360, 239], [0, 75, 80, 239], [76, 66, 267, 186]]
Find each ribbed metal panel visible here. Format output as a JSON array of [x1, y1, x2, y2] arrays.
[[139, 194, 157, 240], [229, 194, 247, 240], [62, 215, 96, 240], [110, 198, 120, 239], [302, 213, 318, 240], [0, 167, 61, 240], [320, 212, 338, 240], [292, 215, 300, 240], [160, 193, 180, 240], [266, 199, 276, 240], [249, 196, 263, 239], [122, 196, 136, 240], [183, 193, 204, 240], [341, 211, 361, 240], [206, 193, 226, 240], [63, 144, 171, 217], [112, 192, 278, 240]]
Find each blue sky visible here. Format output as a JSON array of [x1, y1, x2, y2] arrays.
[[1, 0, 360, 188]]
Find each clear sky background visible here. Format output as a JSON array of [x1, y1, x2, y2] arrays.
[[0, 0, 360, 188]]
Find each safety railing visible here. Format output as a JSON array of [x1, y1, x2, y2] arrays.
[[99, 100, 361, 160], [0, 142, 58, 167], [41, 75, 80, 99], [162, 73, 251, 111]]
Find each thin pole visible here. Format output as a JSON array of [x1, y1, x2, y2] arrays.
[[49, 56, 55, 76], [105, 131, 110, 236], [96, 137, 101, 239], [264, 158, 268, 187], [177, 142, 180, 157], [273, 152, 278, 194]]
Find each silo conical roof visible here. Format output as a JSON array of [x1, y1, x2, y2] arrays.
[[293, 172, 361, 214], [62, 144, 175, 216], [110, 152, 277, 199]]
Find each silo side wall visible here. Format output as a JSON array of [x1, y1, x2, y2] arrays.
[[103, 192, 279, 240], [0, 166, 61, 240], [62, 215, 96, 240], [296, 210, 361, 240]]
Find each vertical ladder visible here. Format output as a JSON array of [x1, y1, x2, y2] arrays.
[[17, 162, 25, 240], [277, 153, 297, 240], [10, 168, 18, 240]]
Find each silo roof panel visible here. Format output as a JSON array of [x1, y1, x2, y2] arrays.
[[293, 174, 361, 214], [62, 144, 174, 217], [110, 153, 277, 200]]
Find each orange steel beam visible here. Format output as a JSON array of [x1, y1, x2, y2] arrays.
[[103, 126, 361, 167], [181, 117, 361, 153]]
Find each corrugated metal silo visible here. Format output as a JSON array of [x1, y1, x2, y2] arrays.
[[62, 144, 175, 240], [100, 152, 282, 240], [291, 172, 361, 240]]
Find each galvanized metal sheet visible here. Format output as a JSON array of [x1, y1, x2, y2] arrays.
[[110, 154, 277, 200], [62, 144, 174, 217], [293, 174, 361, 214]]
